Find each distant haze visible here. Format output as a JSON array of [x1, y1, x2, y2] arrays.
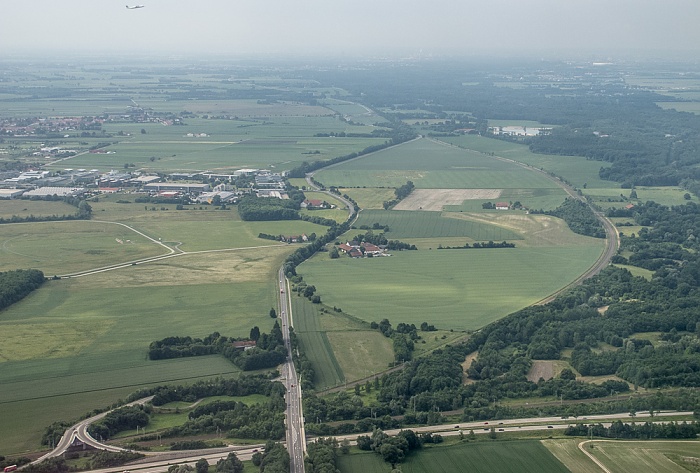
[[2, 0, 700, 60]]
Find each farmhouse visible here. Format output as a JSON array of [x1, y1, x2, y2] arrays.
[[495, 202, 510, 210], [361, 242, 383, 255], [338, 243, 353, 253], [232, 340, 257, 351], [337, 241, 387, 258], [301, 199, 329, 209]]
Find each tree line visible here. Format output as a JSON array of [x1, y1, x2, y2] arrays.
[[565, 420, 699, 439], [147, 324, 287, 372], [0, 269, 45, 312]]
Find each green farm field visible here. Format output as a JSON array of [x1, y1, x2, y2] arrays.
[[0, 220, 167, 274], [444, 187, 568, 212], [582, 440, 700, 473], [338, 440, 568, 473], [0, 273, 279, 453], [44, 114, 383, 173], [0, 200, 79, 219], [354, 210, 523, 241], [299, 242, 603, 330], [0, 215, 291, 455], [314, 138, 559, 189], [290, 297, 394, 387], [291, 297, 345, 388], [341, 187, 396, 210], [584, 186, 696, 207], [440, 134, 612, 189]]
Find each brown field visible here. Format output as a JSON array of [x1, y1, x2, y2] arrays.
[[394, 188, 502, 211], [461, 351, 479, 384], [527, 360, 575, 382]]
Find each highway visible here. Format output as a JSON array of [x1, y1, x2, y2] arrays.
[[279, 267, 307, 473], [33, 410, 691, 472]]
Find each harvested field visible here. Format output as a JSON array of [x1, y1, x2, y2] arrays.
[[394, 188, 502, 211]]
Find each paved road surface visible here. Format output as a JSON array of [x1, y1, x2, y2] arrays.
[[279, 268, 306, 473]]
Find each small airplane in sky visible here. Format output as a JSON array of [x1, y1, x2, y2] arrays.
[[126, 4, 145, 9]]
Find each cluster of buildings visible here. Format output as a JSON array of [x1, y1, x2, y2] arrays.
[[0, 166, 288, 204], [488, 125, 551, 137], [337, 241, 388, 258]]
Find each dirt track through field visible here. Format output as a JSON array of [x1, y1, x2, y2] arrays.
[[394, 188, 502, 211]]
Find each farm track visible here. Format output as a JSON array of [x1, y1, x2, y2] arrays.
[[40, 219, 289, 278]]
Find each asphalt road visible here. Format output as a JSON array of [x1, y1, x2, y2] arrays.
[[41, 410, 692, 472], [279, 268, 306, 473], [32, 396, 155, 465]]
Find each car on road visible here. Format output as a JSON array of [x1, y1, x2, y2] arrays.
[[547, 425, 553, 428]]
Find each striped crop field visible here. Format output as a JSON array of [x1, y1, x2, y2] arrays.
[[354, 210, 522, 241], [291, 297, 345, 388], [299, 243, 603, 330], [440, 134, 612, 189], [314, 137, 558, 189], [338, 440, 568, 473], [290, 297, 394, 388]]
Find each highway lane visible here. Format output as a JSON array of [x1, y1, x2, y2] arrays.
[[279, 268, 306, 473]]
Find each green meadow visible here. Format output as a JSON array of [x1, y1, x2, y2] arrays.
[[444, 187, 568, 212], [291, 297, 394, 388], [338, 440, 568, 473], [0, 196, 305, 454], [353, 210, 523, 241], [0, 200, 79, 219], [440, 134, 612, 189], [0, 221, 166, 275], [581, 440, 700, 473], [299, 243, 603, 330], [314, 138, 559, 189], [341, 188, 396, 210]]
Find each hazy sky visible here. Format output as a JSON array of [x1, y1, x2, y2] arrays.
[[2, 0, 699, 59]]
